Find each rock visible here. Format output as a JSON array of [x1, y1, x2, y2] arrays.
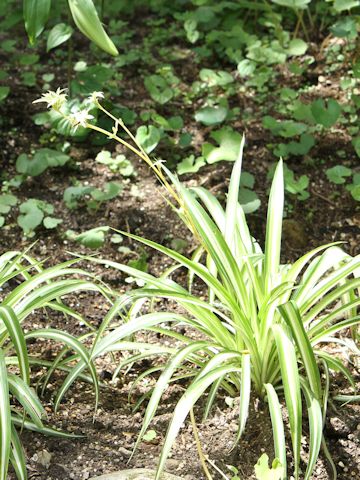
[[165, 459, 181, 471], [34, 450, 52, 469], [89, 469, 184, 480]]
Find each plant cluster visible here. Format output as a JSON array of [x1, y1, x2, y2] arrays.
[[0, 0, 359, 478], [32, 90, 360, 480], [0, 248, 112, 479]]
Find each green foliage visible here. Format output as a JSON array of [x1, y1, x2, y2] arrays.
[[16, 148, 70, 177], [202, 127, 243, 163], [254, 454, 283, 480], [136, 125, 161, 153], [346, 173, 360, 200], [0, 249, 111, 479], [199, 68, 234, 87], [68, 0, 118, 56], [269, 164, 309, 200], [66, 226, 109, 248], [177, 155, 205, 175], [64, 184, 94, 209], [46, 23, 73, 51], [326, 165, 352, 184], [0, 194, 17, 227], [23, 0, 51, 44], [96, 150, 135, 176], [17, 199, 61, 236], [80, 143, 359, 480], [310, 98, 341, 128], [0, 86, 10, 102], [88, 182, 122, 209], [144, 68, 180, 104], [23, 0, 117, 55], [195, 103, 229, 126]]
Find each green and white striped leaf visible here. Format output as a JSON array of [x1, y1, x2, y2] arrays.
[[272, 323, 301, 479], [264, 160, 284, 294], [0, 349, 11, 480], [0, 306, 29, 385], [265, 384, 287, 479], [278, 301, 321, 400]]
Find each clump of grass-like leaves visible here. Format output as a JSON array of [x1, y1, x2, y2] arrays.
[[36, 90, 360, 480], [0, 248, 110, 480]]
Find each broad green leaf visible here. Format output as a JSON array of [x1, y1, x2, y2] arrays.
[[352, 137, 360, 158], [0, 194, 17, 215], [254, 453, 283, 480], [287, 39, 308, 56], [68, 0, 118, 56], [202, 128, 242, 163], [333, 0, 359, 12], [326, 165, 352, 184], [16, 149, 70, 177], [47, 23, 73, 51], [135, 125, 161, 153], [177, 155, 205, 175], [330, 16, 358, 38], [237, 59, 256, 77], [263, 116, 307, 138], [63, 184, 94, 209], [43, 217, 63, 229], [66, 226, 109, 249], [195, 105, 228, 126], [17, 200, 44, 235], [144, 75, 174, 104], [142, 430, 157, 442], [347, 173, 360, 200], [91, 182, 122, 202], [311, 99, 341, 128], [23, 0, 51, 44], [239, 188, 261, 214], [199, 69, 234, 86]]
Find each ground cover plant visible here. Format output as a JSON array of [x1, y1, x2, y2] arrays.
[[0, 0, 359, 479]]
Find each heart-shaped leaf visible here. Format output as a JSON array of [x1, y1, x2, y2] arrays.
[[311, 98, 341, 128]]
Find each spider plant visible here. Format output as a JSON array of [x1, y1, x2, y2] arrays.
[[0, 248, 111, 480], [36, 91, 360, 480], [62, 152, 359, 480]]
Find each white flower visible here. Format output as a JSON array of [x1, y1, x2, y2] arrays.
[[33, 87, 67, 110], [68, 109, 94, 130], [88, 91, 104, 104]]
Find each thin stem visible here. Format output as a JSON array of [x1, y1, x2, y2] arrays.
[[67, 10, 73, 94], [296, 9, 310, 43], [190, 407, 214, 480], [306, 7, 314, 30], [91, 102, 182, 206]]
